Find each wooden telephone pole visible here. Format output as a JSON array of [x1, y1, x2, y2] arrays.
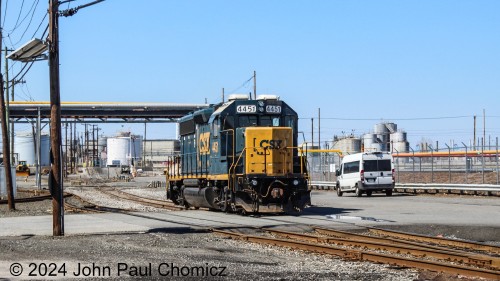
[[0, 0, 15, 211], [49, 0, 64, 236]]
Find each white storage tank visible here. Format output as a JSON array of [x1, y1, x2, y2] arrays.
[[374, 123, 389, 135], [390, 131, 407, 143], [332, 137, 361, 155], [362, 134, 377, 152], [0, 167, 17, 197], [391, 141, 409, 153], [106, 135, 143, 166], [14, 133, 50, 166]]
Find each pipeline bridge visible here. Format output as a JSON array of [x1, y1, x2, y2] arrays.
[[8, 101, 209, 123]]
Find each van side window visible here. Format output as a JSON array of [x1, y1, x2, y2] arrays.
[[343, 161, 360, 174]]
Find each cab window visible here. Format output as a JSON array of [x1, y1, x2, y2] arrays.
[[260, 116, 281, 127], [211, 117, 219, 137], [239, 115, 257, 127]]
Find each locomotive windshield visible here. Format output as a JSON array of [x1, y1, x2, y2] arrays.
[[238, 115, 282, 127]]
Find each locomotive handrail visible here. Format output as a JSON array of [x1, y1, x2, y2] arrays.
[[229, 147, 248, 192]]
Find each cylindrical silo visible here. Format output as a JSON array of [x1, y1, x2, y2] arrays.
[[129, 135, 143, 164], [391, 141, 409, 153], [362, 134, 378, 152], [332, 137, 361, 155], [374, 123, 389, 135], [106, 137, 130, 166], [106, 135, 143, 166], [390, 131, 407, 143], [0, 167, 17, 197], [367, 142, 383, 152], [385, 122, 398, 133], [14, 133, 50, 166]]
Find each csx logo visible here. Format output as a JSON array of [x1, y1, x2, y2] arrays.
[[260, 139, 283, 149]]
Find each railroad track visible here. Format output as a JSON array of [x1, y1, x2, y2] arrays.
[[64, 193, 133, 214], [98, 187, 183, 211], [212, 227, 500, 279], [366, 227, 500, 255], [0, 192, 71, 204]]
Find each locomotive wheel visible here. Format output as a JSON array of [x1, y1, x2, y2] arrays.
[[220, 186, 230, 212]]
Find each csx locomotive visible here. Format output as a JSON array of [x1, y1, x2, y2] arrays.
[[165, 94, 311, 214]]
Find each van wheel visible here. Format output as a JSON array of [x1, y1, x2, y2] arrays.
[[336, 185, 343, 197], [366, 191, 372, 197], [355, 186, 362, 197], [386, 190, 393, 196]]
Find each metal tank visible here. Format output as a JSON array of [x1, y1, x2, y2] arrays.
[[385, 122, 398, 133], [106, 135, 143, 166], [106, 137, 130, 166], [366, 142, 384, 152], [390, 131, 407, 143], [14, 133, 50, 166], [129, 135, 143, 164], [332, 137, 361, 154], [362, 134, 378, 152], [0, 167, 17, 197], [374, 123, 390, 135], [390, 141, 409, 153]]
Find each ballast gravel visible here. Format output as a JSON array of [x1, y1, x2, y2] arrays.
[[0, 231, 420, 280]]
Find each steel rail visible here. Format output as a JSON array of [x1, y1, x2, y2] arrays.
[[212, 229, 500, 280], [264, 228, 499, 270], [0, 193, 72, 204], [313, 227, 466, 254], [368, 227, 500, 255], [64, 193, 133, 214], [98, 188, 183, 211]]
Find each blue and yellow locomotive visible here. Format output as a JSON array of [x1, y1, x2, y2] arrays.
[[165, 94, 311, 214]]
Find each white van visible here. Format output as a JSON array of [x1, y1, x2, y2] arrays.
[[335, 152, 395, 197]]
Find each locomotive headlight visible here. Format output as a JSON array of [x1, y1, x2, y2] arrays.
[[251, 179, 259, 186], [293, 179, 299, 186]]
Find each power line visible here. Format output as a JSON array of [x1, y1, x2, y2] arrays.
[[6, 0, 34, 34], [11, 0, 40, 46], [30, 12, 46, 39], [299, 115, 472, 121], [1, 0, 8, 28], [227, 76, 253, 94]]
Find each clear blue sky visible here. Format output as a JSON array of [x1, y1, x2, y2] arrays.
[[2, 0, 500, 150]]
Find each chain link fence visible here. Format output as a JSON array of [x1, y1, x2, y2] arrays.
[[306, 147, 500, 185]]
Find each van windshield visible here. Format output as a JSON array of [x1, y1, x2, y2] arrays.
[[364, 160, 392, 172]]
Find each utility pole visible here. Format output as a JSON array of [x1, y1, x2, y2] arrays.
[[483, 109, 486, 148], [49, 0, 64, 236], [143, 122, 146, 166], [64, 121, 68, 177], [318, 108, 321, 149], [4, 47, 12, 164], [70, 122, 73, 173], [473, 115, 477, 151], [253, 71, 256, 100], [93, 125, 96, 166], [311, 118, 314, 148], [0, 0, 15, 211]]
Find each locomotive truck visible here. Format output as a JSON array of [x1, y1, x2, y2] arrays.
[[165, 94, 311, 214]]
